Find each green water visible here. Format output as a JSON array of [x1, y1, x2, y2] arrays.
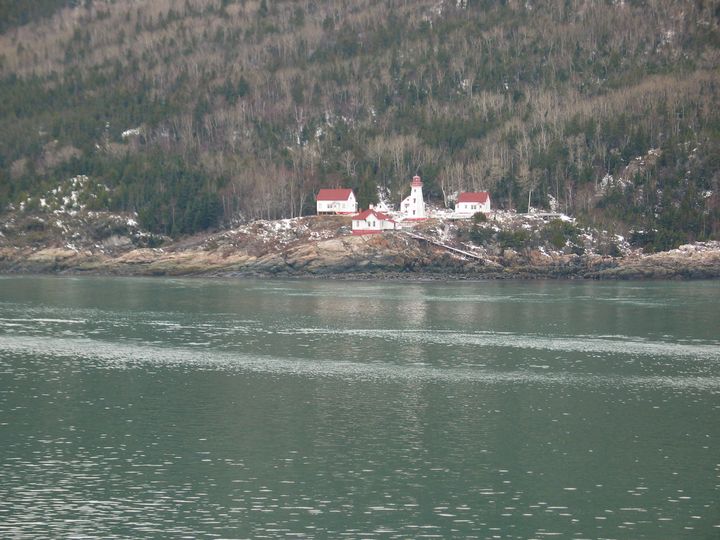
[[0, 276, 718, 539]]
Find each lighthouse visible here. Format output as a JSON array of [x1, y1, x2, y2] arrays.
[[401, 175, 426, 220]]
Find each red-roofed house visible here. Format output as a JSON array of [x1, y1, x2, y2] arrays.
[[351, 209, 398, 235], [455, 191, 491, 217], [316, 188, 357, 214]]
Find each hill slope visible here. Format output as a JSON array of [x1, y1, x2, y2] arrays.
[[1, 0, 719, 251]]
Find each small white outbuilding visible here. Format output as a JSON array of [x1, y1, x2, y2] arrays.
[[351, 209, 398, 235]]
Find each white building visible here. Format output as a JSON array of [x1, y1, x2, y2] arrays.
[[400, 175, 426, 220], [316, 188, 357, 214], [455, 191, 491, 217], [351, 209, 398, 235]]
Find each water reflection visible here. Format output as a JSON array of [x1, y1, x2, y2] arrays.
[[0, 277, 719, 538]]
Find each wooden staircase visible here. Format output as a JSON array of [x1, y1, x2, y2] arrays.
[[402, 231, 485, 263]]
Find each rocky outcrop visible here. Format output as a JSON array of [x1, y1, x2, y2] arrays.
[[2, 235, 718, 280], [1, 212, 718, 280], [586, 243, 720, 279]]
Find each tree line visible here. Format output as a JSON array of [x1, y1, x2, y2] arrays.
[[0, 0, 718, 247]]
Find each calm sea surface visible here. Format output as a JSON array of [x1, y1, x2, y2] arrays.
[[0, 276, 718, 539]]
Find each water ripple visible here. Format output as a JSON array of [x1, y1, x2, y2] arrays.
[[1, 335, 718, 390]]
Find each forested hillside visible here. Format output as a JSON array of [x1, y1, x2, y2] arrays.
[[1, 0, 719, 249]]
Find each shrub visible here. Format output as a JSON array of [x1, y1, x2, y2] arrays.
[[469, 225, 494, 245], [629, 228, 684, 252], [598, 240, 622, 257], [24, 218, 45, 231], [543, 219, 579, 249], [497, 229, 530, 250]]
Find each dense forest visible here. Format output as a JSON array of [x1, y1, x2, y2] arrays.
[[0, 0, 719, 249]]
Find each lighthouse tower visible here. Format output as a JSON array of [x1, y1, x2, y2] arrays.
[[401, 175, 426, 220]]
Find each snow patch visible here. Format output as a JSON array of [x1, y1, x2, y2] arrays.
[[547, 194, 558, 213], [121, 127, 143, 139], [598, 173, 629, 193]]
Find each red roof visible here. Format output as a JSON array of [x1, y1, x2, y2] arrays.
[[457, 192, 490, 204], [317, 188, 354, 201], [411, 175, 423, 187], [354, 209, 395, 222]]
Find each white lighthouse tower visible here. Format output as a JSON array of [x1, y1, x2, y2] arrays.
[[401, 175, 426, 220]]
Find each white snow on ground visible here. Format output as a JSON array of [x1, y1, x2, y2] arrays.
[[121, 127, 142, 139], [547, 194, 558, 212], [375, 186, 393, 212], [266, 219, 291, 232], [537, 246, 551, 257], [673, 241, 720, 253], [214, 217, 312, 247], [598, 173, 629, 193], [428, 206, 455, 219]]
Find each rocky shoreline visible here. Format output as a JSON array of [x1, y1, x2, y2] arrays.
[[0, 211, 720, 280], [1, 221, 719, 280]]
